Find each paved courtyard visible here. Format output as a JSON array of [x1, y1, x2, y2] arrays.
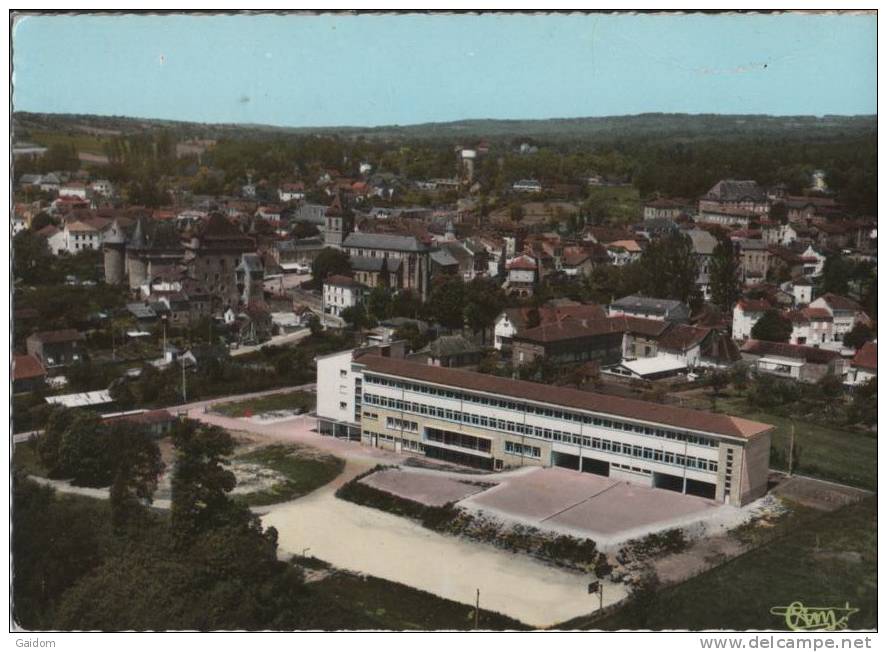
[[458, 466, 726, 546], [360, 468, 490, 506]]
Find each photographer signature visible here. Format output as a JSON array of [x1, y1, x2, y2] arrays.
[[770, 601, 859, 631]]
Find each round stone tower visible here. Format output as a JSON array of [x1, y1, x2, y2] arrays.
[[126, 218, 149, 291], [102, 219, 127, 285]]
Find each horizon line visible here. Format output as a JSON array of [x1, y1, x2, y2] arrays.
[[12, 109, 877, 134]]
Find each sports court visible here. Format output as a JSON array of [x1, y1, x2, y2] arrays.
[[359, 467, 489, 506]]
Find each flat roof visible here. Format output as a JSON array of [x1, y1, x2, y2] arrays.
[[356, 355, 772, 441], [45, 390, 113, 408], [618, 356, 687, 376]]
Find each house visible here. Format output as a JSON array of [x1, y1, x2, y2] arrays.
[[798, 245, 826, 278], [59, 182, 88, 200], [809, 293, 870, 345], [698, 179, 769, 217], [504, 255, 538, 297], [429, 248, 460, 276], [606, 239, 642, 266], [323, 275, 367, 318], [608, 295, 690, 323], [278, 182, 306, 202], [736, 239, 771, 283], [762, 221, 798, 247], [740, 339, 848, 384], [643, 197, 690, 221], [686, 228, 719, 300], [845, 341, 876, 387], [47, 219, 102, 255], [90, 179, 114, 197], [697, 207, 759, 230], [511, 318, 625, 369], [731, 298, 771, 341], [512, 179, 543, 193], [256, 205, 283, 225], [13, 353, 47, 393], [786, 307, 834, 347], [493, 302, 606, 351], [26, 329, 85, 369], [783, 278, 814, 306], [410, 334, 483, 368]]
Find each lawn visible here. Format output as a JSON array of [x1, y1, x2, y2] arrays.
[[306, 567, 529, 630], [234, 444, 344, 506], [559, 496, 877, 630], [683, 392, 877, 491], [213, 390, 315, 418]]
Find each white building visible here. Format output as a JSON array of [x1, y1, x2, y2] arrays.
[[845, 341, 876, 387], [47, 220, 102, 255], [322, 275, 366, 318], [799, 245, 826, 278], [809, 293, 869, 344], [512, 179, 543, 193], [90, 179, 114, 197], [787, 307, 834, 347], [278, 184, 305, 202], [731, 299, 770, 341], [59, 183, 88, 199], [316, 352, 773, 506]]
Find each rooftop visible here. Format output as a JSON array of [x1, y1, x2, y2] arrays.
[[356, 354, 772, 440]]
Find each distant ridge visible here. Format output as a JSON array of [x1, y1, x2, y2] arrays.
[[13, 110, 876, 143]]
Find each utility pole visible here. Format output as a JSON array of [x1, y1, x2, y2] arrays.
[[474, 588, 480, 630], [181, 358, 187, 402], [787, 421, 795, 476]]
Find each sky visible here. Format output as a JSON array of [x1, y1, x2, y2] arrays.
[[11, 12, 877, 128]]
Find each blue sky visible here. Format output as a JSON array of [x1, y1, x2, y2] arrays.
[[12, 12, 876, 127]]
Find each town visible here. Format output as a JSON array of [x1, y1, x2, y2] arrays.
[[9, 12, 878, 636]]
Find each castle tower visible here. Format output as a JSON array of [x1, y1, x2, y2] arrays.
[[102, 219, 126, 285], [126, 217, 149, 291]]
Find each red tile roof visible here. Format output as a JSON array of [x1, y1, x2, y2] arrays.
[[13, 354, 46, 381], [515, 317, 625, 343], [817, 293, 861, 312], [852, 341, 877, 371], [740, 339, 842, 364], [356, 354, 772, 440], [657, 324, 712, 351], [27, 329, 84, 344]]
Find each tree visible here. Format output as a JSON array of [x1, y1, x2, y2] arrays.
[[366, 286, 392, 321], [751, 309, 792, 343], [340, 304, 372, 331], [769, 201, 788, 224], [708, 237, 741, 311], [12, 230, 57, 284], [428, 276, 466, 330], [390, 290, 423, 319], [525, 307, 542, 329], [843, 322, 875, 350], [310, 248, 351, 284], [707, 370, 730, 397], [392, 322, 431, 352], [637, 232, 700, 308], [107, 425, 164, 530], [821, 254, 853, 296], [37, 406, 77, 477], [464, 277, 506, 343], [306, 313, 322, 336], [509, 202, 525, 222], [170, 421, 238, 541], [57, 411, 112, 487]]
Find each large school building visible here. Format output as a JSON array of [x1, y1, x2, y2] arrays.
[[316, 348, 773, 507]]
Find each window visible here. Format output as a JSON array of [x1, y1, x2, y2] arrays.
[[339, 402, 347, 410]]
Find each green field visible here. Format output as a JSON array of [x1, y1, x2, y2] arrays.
[[234, 444, 344, 506], [28, 130, 109, 155], [560, 497, 877, 630], [682, 393, 876, 491], [213, 390, 315, 417], [13, 440, 48, 478], [586, 185, 642, 224]]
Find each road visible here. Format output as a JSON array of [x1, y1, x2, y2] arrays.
[[230, 328, 311, 357]]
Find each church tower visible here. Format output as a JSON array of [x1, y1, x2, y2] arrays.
[[323, 194, 352, 248]]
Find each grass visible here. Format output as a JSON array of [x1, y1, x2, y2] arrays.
[[684, 392, 877, 491], [559, 496, 877, 630], [586, 185, 641, 224], [213, 390, 315, 418], [234, 444, 344, 506], [28, 130, 109, 155], [307, 568, 529, 630]]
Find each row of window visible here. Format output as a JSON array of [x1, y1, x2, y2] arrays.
[[611, 462, 652, 476], [589, 436, 719, 473], [386, 416, 418, 433], [504, 441, 541, 459], [363, 375, 718, 448], [362, 393, 719, 462]]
